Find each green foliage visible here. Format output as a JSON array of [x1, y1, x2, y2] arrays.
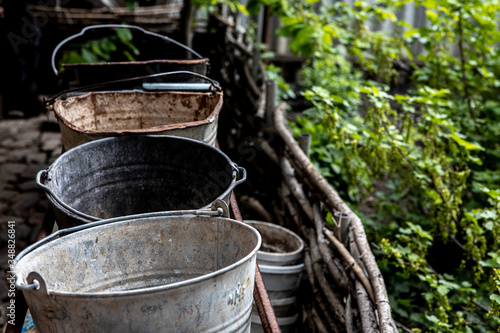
[[248, 0, 500, 331], [59, 27, 140, 69], [192, 0, 249, 15], [265, 64, 296, 100]]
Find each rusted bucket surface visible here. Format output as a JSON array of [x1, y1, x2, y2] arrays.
[[37, 135, 246, 228], [53, 89, 222, 150], [14, 214, 261, 332]]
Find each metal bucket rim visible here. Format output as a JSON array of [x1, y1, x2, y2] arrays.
[[52, 90, 223, 136], [61, 58, 210, 68], [257, 263, 305, 274], [40, 135, 240, 222], [44, 134, 236, 170], [15, 215, 262, 298], [251, 313, 298, 325], [245, 220, 305, 260]]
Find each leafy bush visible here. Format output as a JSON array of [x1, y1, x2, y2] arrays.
[[58, 27, 140, 68], [248, 0, 500, 331]]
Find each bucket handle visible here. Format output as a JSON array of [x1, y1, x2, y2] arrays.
[[233, 166, 247, 188], [44, 70, 221, 110], [216, 165, 247, 207], [51, 24, 204, 76], [15, 208, 225, 291], [36, 170, 101, 222]]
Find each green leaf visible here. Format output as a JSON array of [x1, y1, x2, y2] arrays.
[[437, 285, 450, 296], [90, 42, 108, 61], [116, 27, 133, 43], [485, 221, 494, 231], [81, 47, 99, 63], [122, 50, 136, 62], [426, 10, 438, 23], [404, 28, 420, 39], [491, 294, 500, 305], [421, 0, 437, 9], [359, 86, 372, 94], [289, 25, 316, 56], [450, 133, 484, 151], [246, 0, 261, 15], [60, 50, 86, 66], [99, 38, 117, 53], [125, 0, 135, 11], [425, 314, 440, 324], [236, 3, 249, 15], [322, 30, 332, 46]]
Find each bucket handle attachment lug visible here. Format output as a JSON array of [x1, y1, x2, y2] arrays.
[[17, 275, 40, 291], [21, 272, 67, 319], [52, 24, 205, 76], [211, 199, 229, 218]]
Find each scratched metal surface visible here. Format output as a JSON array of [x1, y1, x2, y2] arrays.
[[14, 215, 261, 333], [38, 135, 242, 228]]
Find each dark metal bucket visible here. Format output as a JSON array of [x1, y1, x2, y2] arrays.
[[52, 24, 210, 88], [14, 211, 261, 332], [36, 135, 246, 228]]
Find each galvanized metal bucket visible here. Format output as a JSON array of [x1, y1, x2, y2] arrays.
[[245, 221, 305, 266], [36, 135, 246, 228], [251, 314, 299, 333], [258, 263, 304, 299], [45, 71, 223, 150], [14, 211, 261, 332], [245, 221, 304, 331], [52, 24, 210, 88]]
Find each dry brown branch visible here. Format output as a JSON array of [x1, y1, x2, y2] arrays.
[[281, 158, 314, 221], [304, 250, 342, 333], [274, 102, 395, 333], [271, 204, 287, 227], [255, 89, 267, 120], [310, 303, 329, 333], [346, 294, 355, 333], [239, 195, 273, 222], [350, 232, 380, 333], [324, 228, 375, 303], [225, 29, 253, 57], [243, 61, 262, 98], [256, 138, 279, 165], [311, 204, 351, 292], [280, 182, 302, 231], [307, 232, 346, 325], [356, 279, 380, 333]]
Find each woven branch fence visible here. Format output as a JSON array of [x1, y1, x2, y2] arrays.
[[206, 15, 396, 333]]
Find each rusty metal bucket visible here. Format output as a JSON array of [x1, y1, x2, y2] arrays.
[[52, 24, 210, 88], [14, 211, 261, 332], [45, 71, 223, 150], [36, 135, 246, 228]]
